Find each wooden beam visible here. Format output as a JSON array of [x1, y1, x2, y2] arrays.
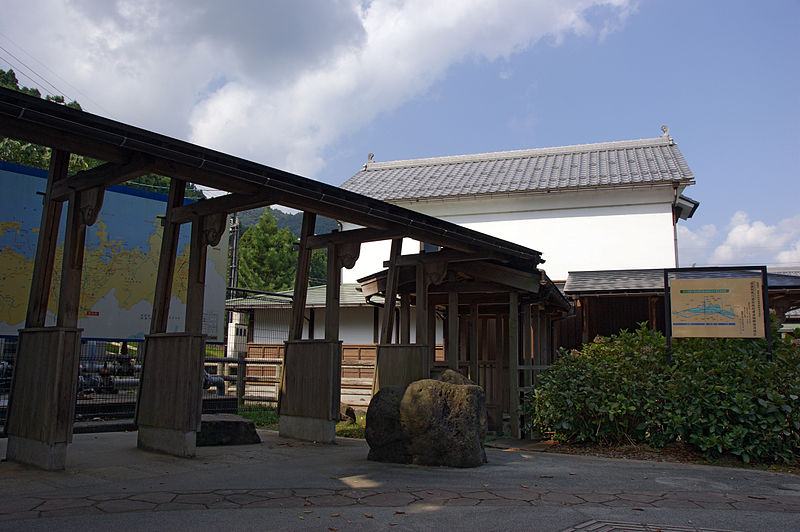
[[169, 191, 275, 224], [50, 154, 154, 200], [384, 249, 496, 268], [456, 261, 542, 294], [325, 244, 341, 341], [447, 290, 459, 370], [380, 239, 402, 345], [289, 212, 316, 341], [306, 227, 406, 250], [0, 114, 129, 164], [150, 180, 186, 334], [25, 149, 70, 328]]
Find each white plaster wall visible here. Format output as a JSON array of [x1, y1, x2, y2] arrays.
[[342, 187, 681, 282]]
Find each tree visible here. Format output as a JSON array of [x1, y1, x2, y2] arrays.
[[237, 210, 298, 291], [0, 68, 204, 199], [309, 248, 327, 287]]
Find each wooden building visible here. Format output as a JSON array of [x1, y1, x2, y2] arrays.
[[557, 268, 800, 350]]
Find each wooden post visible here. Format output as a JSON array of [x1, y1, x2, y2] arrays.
[[400, 292, 411, 344], [509, 292, 520, 438], [380, 238, 402, 345], [325, 244, 341, 341], [56, 193, 87, 328], [469, 303, 479, 384], [289, 212, 316, 340], [150, 179, 186, 334], [447, 291, 459, 370], [25, 150, 70, 328], [415, 262, 428, 344], [522, 303, 533, 388]]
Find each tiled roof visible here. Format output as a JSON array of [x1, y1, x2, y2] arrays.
[[342, 135, 695, 201], [226, 284, 371, 309], [564, 269, 800, 294]]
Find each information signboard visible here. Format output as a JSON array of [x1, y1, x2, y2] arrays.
[[669, 277, 765, 338]]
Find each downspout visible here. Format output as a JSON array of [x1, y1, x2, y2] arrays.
[[672, 184, 679, 267]]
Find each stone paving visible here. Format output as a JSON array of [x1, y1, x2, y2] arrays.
[[2, 485, 799, 522]]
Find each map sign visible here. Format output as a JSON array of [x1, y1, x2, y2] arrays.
[[0, 162, 228, 341], [669, 277, 765, 338]]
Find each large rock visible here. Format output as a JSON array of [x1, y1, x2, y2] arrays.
[[197, 414, 261, 446], [365, 385, 411, 463], [366, 374, 487, 468]]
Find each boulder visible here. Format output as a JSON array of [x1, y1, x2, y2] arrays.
[[401, 379, 487, 467], [438, 368, 474, 386], [197, 413, 261, 446], [366, 376, 487, 468], [365, 385, 411, 463]]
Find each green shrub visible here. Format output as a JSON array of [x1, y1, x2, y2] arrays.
[[524, 323, 800, 462]]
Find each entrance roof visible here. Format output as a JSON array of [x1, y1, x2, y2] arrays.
[[0, 87, 542, 269]]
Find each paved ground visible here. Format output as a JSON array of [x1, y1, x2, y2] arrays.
[[1, 430, 800, 531]]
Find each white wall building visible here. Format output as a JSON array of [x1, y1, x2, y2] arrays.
[[341, 131, 698, 283]]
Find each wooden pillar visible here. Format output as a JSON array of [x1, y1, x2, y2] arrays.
[[522, 303, 533, 390], [447, 291, 459, 370], [150, 180, 186, 334], [56, 187, 103, 327], [415, 263, 428, 344], [380, 239, 402, 344], [469, 303, 479, 384], [581, 297, 590, 345], [185, 213, 226, 334], [25, 150, 70, 328], [289, 212, 316, 340], [7, 153, 105, 469], [400, 292, 411, 344], [325, 244, 341, 341], [508, 292, 520, 438]]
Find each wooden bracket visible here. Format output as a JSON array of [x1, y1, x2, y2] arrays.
[[336, 241, 361, 270], [201, 212, 228, 247], [78, 186, 104, 226]]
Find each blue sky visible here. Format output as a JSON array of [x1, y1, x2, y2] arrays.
[[2, 0, 798, 268]]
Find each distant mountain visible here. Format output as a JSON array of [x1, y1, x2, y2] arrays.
[[236, 207, 339, 237]]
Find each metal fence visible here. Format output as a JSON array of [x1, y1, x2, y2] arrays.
[[0, 336, 255, 427]]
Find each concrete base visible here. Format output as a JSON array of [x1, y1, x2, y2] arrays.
[[6, 435, 68, 471], [279, 415, 336, 443], [137, 425, 196, 457]]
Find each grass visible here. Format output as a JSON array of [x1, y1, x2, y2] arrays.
[[238, 405, 366, 438]]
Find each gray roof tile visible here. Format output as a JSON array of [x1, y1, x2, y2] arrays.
[[343, 136, 695, 201], [564, 269, 800, 294]]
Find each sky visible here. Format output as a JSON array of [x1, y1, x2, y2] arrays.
[[1, 0, 798, 269]]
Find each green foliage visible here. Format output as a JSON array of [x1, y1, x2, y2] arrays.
[[238, 210, 298, 291], [524, 323, 800, 463], [239, 405, 279, 429], [335, 413, 366, 438], [309, 248, 327, 287]]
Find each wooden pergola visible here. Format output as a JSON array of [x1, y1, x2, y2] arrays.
[[358, 251, 570, 436], [0, 87, 560, 469]]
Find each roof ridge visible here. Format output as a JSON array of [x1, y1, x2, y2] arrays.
[[364, 136, 674, 171]]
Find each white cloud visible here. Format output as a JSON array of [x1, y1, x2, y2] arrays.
[[680, 212, 800, 268], [188, 0, 636, 175], [1, 0, 634, 177], [677, 223, 717, 267]]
